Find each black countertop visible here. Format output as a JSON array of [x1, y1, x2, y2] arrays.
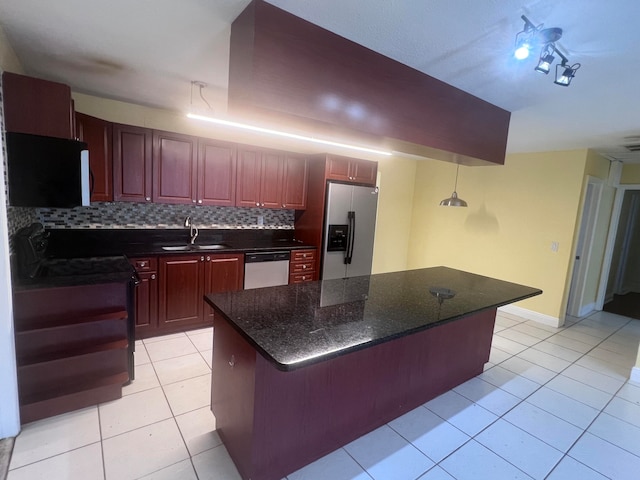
[[13, 256, 136, 290], [205, 266, 542, 372]]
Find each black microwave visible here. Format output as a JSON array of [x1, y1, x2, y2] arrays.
[[6, 131, 90, 208]]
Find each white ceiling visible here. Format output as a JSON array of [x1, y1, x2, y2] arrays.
[[1, 0, 640, 162]]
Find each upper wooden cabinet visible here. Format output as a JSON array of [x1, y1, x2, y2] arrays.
[[236, 146, 307, 209], [152, 131, 197, 205], [326, 155, 377, 186], [198, 138, 237, 206], [282, 154, 308, 209], [113, 124, 153, 203], [2, 72, 74, 139], [75, 112, 113, 202]]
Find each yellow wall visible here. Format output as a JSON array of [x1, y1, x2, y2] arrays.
[[621, 164, 640, 184], [371, 156, 417, 274], [0, 24, 23, 73], [407, 150, 589, 320]]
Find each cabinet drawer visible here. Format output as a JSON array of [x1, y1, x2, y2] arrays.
[[289, 273, 314, 284], [290, 261, 314, 274], [291, 249, 316, 262], [130, 257, 157, 272]]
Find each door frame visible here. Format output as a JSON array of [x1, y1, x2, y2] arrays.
[[566, 177, 603, 317], [596, 183, 640, 309]]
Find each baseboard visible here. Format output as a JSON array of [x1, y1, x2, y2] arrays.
[[498, 305, 562, 328], [578, 302, 596, 318], [630, 366, 640, 385]]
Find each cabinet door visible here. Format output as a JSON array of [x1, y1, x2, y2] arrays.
[[113, 124, 153, 202], [133, 270, 158, 338], [351, 159, 378, 186], [76, 112, 113, 202], [235, 147, 262, 207], [198, 139, 237, 206], [153, 131, 197, 204], [325, 156, 351, 182], [158, 255, 205, 328], [203, 253, 244, 321], [2, 72, 73, 139], [259, 151, 284, 208], [282, 154, 308, 209]]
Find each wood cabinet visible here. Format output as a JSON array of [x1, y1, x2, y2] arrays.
[[236, 147, 308, 209], [158, 255, 205, 329], [282, 154, 309, 209], [76, 112, 113, 202], [12, 283, 131, 424], [236, 147, 281, 208], [203, 253, 244, 321], [113, 124, 153, 202], [2, 71, 74, 139], [326, 155, 377, 185], [129, 258, 158, 339], [152, 130, 198, 204], [289, 249, 316, 283], [198, 138, 237, 206], [153, 253, 244, 335]]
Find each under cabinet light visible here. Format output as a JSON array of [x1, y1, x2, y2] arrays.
[[186, 113, 392, 156]]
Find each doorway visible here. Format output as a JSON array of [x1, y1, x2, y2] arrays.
[[601, 189, 640, 320], [566, 178, 602, 317]]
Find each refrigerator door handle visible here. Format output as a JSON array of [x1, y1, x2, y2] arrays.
[[345, 211, 355, 264]]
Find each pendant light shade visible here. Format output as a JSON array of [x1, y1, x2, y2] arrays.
[[440, 165, 468, 207]]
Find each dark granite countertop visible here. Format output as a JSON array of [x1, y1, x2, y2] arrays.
[[13, 256, 135, 290], [205, 266, 542, 371], [43, 229, 314, 258]]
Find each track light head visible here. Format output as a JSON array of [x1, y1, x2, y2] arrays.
[[554, 62, 581, 86], [534, 45, 555, 74]]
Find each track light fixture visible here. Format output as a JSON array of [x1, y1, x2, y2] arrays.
[[514, 15, 580, 86]]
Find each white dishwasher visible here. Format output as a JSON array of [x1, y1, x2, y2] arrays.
[[244, 251, 290, 289]]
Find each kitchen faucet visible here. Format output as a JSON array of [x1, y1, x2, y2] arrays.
[[184, 216, 198, 244]]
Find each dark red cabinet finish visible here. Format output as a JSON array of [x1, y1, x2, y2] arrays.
[[204, 253, 244, 321], [2, 71, 74, 139], [326, 155, 377, 186], [236, 147, 262, 208], [158, 255, 205, 329], [155, 253, 244, 335], [113, 124, 153, 202], [259, 151, 284, 209], [153, 131, 197, 205], [282, 154, 308, 209], [198, 138, 237, 206], [75, 112, 113, 202], [129, 258, 158, 339]]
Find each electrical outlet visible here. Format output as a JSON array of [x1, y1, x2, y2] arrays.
[[257, 215, 264, 226], [551, 241, 559, 252]]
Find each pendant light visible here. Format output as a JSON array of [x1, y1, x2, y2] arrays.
[[440, 164, 468, 207]]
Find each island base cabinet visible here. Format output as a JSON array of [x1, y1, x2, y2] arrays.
[[211, 308, 496, 480]]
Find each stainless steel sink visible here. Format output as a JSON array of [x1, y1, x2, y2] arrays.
[[194, 244, 230, 250], [160, 244, 230, 251]]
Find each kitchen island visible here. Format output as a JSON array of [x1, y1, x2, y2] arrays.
[[205, 266, 541, 480]]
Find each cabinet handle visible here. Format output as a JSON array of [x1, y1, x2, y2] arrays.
[[302, 265, 307, 269], [256, 202, 260, 207], [145, 197, 151, 201], [206, 256, 210, 262], [151, 274, 156, 280], [282, 203, 286, 208], [198, 199, 203, 204], [200, 256, 205, 262], [261, 203, 265, 207], [301, 276, 306, 280], [192, 199, 196, 203], [229, 355, 235, 367], [302, 254, 307, 258]]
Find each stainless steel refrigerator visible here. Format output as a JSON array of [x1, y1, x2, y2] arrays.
[[322, 182, 378, 280]]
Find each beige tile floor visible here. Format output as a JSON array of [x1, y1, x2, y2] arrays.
[[7, 310, 640, 479]]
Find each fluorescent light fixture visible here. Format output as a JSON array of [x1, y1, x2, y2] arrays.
[[187, 113, 392, 156]]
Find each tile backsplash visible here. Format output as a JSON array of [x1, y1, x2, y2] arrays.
[[35, 202, 294, 230]]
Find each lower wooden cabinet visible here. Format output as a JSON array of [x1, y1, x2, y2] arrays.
[[131, 253, 244, 338], [13, 282, 131, 424], [289, 249, 316, 283]]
